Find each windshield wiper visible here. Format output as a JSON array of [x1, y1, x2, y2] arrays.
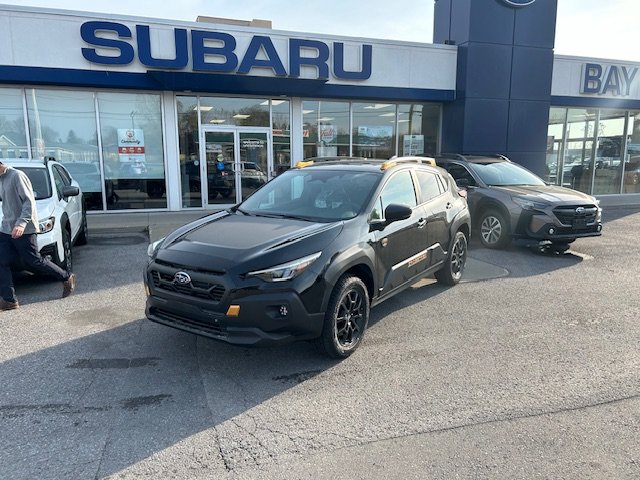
[[253, 212, 313, 221]]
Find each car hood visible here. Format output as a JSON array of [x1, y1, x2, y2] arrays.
[[491, 185, 597, 204], [0, 199, 55, 226], [155, 211, 343, 273]]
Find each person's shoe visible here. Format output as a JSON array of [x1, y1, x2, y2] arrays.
[[62, 273, 76, 298], [0, 299, 19, 311]]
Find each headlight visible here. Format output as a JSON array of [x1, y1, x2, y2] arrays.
[[247, 252, 322, 282], [512, 197, 549, 211], [38, 216, 55, 234], [147, 237, 166, 258]]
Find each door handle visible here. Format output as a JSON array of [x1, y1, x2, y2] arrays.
[[417, 218, 427, 228]]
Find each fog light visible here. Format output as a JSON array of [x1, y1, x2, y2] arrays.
[[279, 305, 289, 317], [548, 227, 555, 235], [226, 305, 240, 317], [597, 225, 602, 232]]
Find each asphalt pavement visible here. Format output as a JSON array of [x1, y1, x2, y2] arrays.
[[1, 208, 639, 479]]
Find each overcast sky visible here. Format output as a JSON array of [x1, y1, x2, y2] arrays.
[[3, 0, 639, 62]]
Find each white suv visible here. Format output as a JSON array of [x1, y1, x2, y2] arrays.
[[0, 157, 87, 271]]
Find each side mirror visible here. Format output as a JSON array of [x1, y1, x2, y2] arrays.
[[62, 185, 80, 198], [384, 203, 412, 223]]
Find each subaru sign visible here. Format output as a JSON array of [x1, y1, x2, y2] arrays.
[[499, 0, 536, 7], [80, 21, 373, 81]]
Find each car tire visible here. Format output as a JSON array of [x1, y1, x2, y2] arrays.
[[435, 230, 468, 286], [316, 275, 370, 359], [56, 227, 73, 272], [76, 205, 88, 246], [479, 209, 511, 249]]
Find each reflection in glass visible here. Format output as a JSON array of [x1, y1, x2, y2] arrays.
[[204, 131, 236, 205], [177, 96, 201, 208], [200, 97, 269, 127], [303, 101, 350, 158], [397, 104, 440, 156], [97, 92, 166, 210], [563, 108, 597, 194], [353, 102, 396, 159], [623, 112, 640, 193], [593, 109, 626, 195], [272, 100, 291, 175], [239, 132, 268, 201], [0, 88, 28, 159], [546, 108, 566, 185]]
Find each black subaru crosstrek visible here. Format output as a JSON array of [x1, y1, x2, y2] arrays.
[[145, 157, 471, 358], [434, 154, 603, 253]]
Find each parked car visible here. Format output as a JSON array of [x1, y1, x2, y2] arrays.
[[0, 157, 87, 271], [145, 156, 471, 358], [434, 154, 603, 253]]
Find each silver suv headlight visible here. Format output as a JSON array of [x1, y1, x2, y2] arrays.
[[38, 216, 55, 234], [247, 252, 322, 282], [512, 197, 549, 211]]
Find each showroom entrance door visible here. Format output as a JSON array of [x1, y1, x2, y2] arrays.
[[200, 127, 272, 207]]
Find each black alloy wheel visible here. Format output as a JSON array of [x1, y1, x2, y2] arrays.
[[57, 227, 73, 272], [316, 275, 370, 359], [479, 209, 511, 249], [435, 230, 468, 286]]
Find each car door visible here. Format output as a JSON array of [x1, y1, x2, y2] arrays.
[[52, 165, 82, 239], [414, 169, 449, 267], [370, 170, 428, 298], [439, 162, 481, 217]]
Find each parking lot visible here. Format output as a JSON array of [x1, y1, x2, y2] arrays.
[[1, 208, 639, 480]]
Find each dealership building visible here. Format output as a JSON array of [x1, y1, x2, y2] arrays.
[[0, 0, 638, 213]]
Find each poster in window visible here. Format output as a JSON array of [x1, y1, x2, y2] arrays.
[[118, 129, 146, 177], [403, 135, 424, 155]]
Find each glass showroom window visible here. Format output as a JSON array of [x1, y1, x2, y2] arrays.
[[593, 109, 627, 195], [397, 104, 440, 156], [0, 88, 28, 159], [97, 92, 166, 210], [199, 96, 270, 127], [303, 101, 350, 159], [177, 96, 200, 208], [353, 103, 397, 159], [623, 111, 640, 193], [563, 108, 597, 194], [271, 100, 291, 175], [547, 108, 567, 185], [26, 89, 102, 210]]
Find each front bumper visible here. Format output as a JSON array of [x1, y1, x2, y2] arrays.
[[144, 263, 326, 347], [513, 209, 603, 243]]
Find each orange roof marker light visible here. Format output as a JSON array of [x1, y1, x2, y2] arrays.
[[295, 160, 314, 168]]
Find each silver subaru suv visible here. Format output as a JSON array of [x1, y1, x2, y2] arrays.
[[435, 154, 602, 253]]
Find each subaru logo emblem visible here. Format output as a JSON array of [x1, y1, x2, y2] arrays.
[[575, 207, 586, 214], [499, 0, 536, 7], [173, 271, 191, 285]]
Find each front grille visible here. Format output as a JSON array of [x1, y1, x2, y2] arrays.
[[151, 270, 225, 301], [150, 308, 226, 337], [553, 205, 598, 226]]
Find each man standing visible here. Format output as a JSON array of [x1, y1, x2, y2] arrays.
[[0, 160, 76, 311]]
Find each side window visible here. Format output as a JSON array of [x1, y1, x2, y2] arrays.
[[444, 163, 476, 187], [415, 171, 442, 203], [371, 171, 417, 219], [51, 167, 66, 197], [54, 165, 72, 186]]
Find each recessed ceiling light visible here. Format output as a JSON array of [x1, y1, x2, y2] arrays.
[[364, 104, 392, 110], [209, 119, 226, 124], [318, 117, 334, 122], [233, 114, 251, 119], [379, 113, 396, 117], [303, 110, 314, 114], [194, 106, 213, 111]]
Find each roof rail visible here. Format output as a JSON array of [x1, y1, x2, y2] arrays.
[[43, 155, 55, 165], [494, 154, 511, 162], [437, 153, 467, 161]]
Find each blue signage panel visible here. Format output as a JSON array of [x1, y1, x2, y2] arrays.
[[80, 21, 373, 81]]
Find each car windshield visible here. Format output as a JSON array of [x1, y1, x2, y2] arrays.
[[239, 168, 380, 222], [16, 167, 52, 200], [468, 161, 546, 187]]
